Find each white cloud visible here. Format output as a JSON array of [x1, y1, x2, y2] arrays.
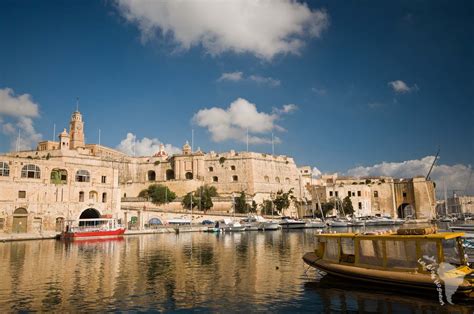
[[249, 75, 281, 87], [116, 133, 181, 157], [218, 71, 281, 87], [0, 87, 39, 118], [193, 98, 294, 144], [388, 80, 418, 94], [311, 87, 327, 95], [0, 88, 42, 151], [217, 71, 243, 82], [347, 156, 473, 196], [115, 0, 329, 60], [312, 167, 322, 178]]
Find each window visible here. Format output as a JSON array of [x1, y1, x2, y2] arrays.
[[275, 177, 280, 183], [351, 192, 355, 197], [79, 191, 84, 202], [231, 165, 236, 171], [212, 176, 218, 182], [403, 192, 407, 198], [264, 176, 269, 183], [0, 162, 9, 176], [357, 191, 361, 197], [208, 167, 214, 172], [51, 169, 67, 184], [185, 172, 193, 180], [18, 191, 26, 198], [89, 191, 98, 202], [386, 240, 418, 269], [324, 238, 339, 261], [329, 191, 333, 197], [348, 191, 351, 197], [443, 239, 462, 265], [374, 191, 379, 198], [358, 202, 362, 209], [232, 175, 238, 182], [148, 170, 156, 181], [335, 191, 339, 197], [102, 192, 107, 203], [358, 239, 384, 266], [101, 176, 106, 183], [75, 170, 90, 182], [21, 164, 41, 179], [341, 238, 355, 263], [420, 241, 439, 264]]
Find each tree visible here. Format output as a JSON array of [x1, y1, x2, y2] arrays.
[[182, 185, 218, 212], [273, 188, 294, 214], [139, 184, 176, 205], [342, 196, 354, 217], [250, 200, 258, 213], [317, 200, 335, 218], [234, 191, 248, 213], [182, 192, 198, 210]]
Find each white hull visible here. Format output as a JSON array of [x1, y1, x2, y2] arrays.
[[260, 222, 281, 230], [328, 221, 351, 227]]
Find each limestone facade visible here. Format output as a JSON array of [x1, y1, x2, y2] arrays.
[[310, 174, 436, 219], [0, 109, 310, 233]]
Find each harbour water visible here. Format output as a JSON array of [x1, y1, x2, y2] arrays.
[[0, 228, 473, 313]]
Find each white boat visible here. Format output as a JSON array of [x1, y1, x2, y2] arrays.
[[449, 224, 474, 232], [327, 219, 352, 227], [240, 215, 261, 231], [304, 218, 326, 228], [350, 219, 365, 227], [215, 218, 246, 232], [167, 217, 192, 225], [279, 217, 307, 229], [440, 216, 457, 223], [61, 218, 125, 239]]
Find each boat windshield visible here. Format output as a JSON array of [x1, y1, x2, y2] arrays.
[[419, 241, 439, 264], [442, 238, 462, 266], [324, 238, 339, 261], [358, 239, 384, 267], [385, 240, 418, 269]]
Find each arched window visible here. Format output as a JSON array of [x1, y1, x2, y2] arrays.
[[79, 191, 84, 202], [51, 168, 67, 184], [21, 164, 41, 179], [102, 192, 107, 203], [166, 169, 175, 180], [75, 170, 90, 182], [285, 177, 290, 184], [264, 176, 269, 183], [275, 177, 280, 183], [185, 172, 193, 180], [232, 175, 238, 182], [148, 170, 156, 181], [208, 167, 214, 172], [212, 176, 218, 182], [0, 162, 9, 177]]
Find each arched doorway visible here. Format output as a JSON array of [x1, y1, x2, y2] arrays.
[[79, 208, 101, 227], [166, 169, 175, 180], [185, 172, 193, 180], [397, 203, 414, 219], [12, 208, 28, 233], [148, 170, 156, 181]]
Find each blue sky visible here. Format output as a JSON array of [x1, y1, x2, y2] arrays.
[[0, 1, 472, 193]]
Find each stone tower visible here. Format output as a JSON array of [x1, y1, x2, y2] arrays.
[[69, 110, 85, 149], [58, 128, 70, 150]]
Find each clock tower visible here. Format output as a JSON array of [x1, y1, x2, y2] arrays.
[[69, 110, 85, 149]]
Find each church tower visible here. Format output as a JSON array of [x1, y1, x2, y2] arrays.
[[69, 110, 85, 149]]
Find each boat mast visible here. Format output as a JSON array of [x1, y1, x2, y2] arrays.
[[444, 181, 448, 217]]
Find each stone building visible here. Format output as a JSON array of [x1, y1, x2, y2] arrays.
[[309, 174, 436, 219], [0, 109, 310, 233]]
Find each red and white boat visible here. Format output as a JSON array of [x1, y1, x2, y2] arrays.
[[61, 218, 125, 239]]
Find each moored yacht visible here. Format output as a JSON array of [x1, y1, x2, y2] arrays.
[[279, 217, 307, 229], [61, 218, 125, 239]]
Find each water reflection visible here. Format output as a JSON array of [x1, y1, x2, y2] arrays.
[[0, 230, 472, 312]]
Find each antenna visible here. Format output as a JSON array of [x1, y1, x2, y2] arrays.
[[246, 128, 249, 152], [271, 132, 274, 155], [426, 147, 440, 180]]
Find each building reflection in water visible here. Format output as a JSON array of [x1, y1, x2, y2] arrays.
[[0, 230, 472, 312]]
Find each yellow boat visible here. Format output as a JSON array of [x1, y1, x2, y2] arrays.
[[303, 228, 474, 300]]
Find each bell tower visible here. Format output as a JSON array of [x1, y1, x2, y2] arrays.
[[69, 109, 85, 149]]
